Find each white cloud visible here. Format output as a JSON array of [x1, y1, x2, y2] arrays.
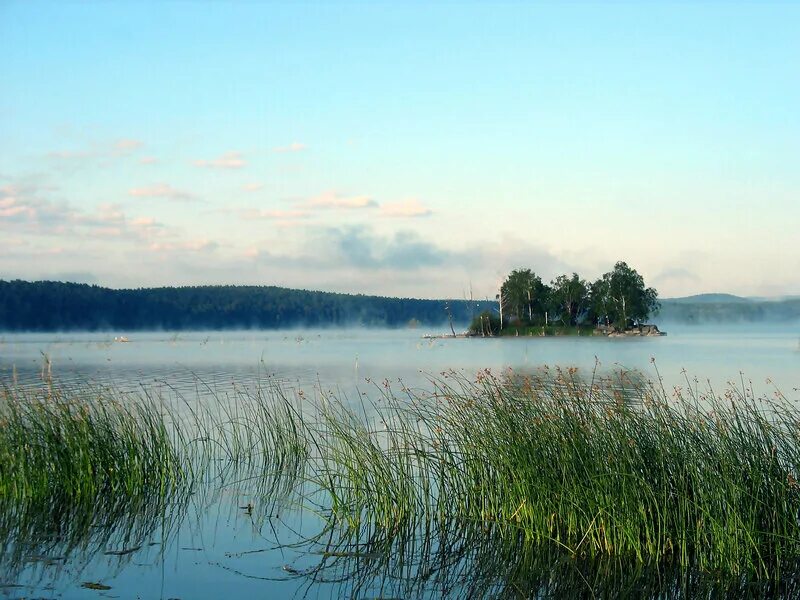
[[4, 237, 27, 248], [0, 180, 171, 244], [305, 191, 377, 210], [244, 208, 310, 220], [194, 151, 246, 169], [47, 138, 144, 162], [0, 184, 71, 228], [47, 149, 93, 160], [231, 225, 570, 299], [128, 183, 194, 200], [113, 139, 144, 154], [184, 239, 218, 252], [0, 202, 34, 219], [149, 239, 218, 253], [379, 198, 432, 218], [242, 182, 263, 192]]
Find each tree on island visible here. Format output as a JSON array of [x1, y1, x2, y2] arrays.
[[550, 273, 589, 327], [589, 261, 659, 329], [588, 277, 613, 327], [471, 310, 501, 336], [500, 269, 551, 325]]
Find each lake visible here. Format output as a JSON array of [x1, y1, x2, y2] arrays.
[[3, 323, 799, 392], [1, 323, 799, 598]]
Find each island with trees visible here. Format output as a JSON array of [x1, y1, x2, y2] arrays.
[[469, 261, 663, 337]]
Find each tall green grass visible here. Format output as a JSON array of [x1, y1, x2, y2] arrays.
[[0, 379, 309, 583], [3, 367, 800, 581], [0, 384, 185, 503], [312, 368, 800, 577]]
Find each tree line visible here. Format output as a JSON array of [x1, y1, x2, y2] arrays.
[[471, 261, 659, 335], [0, 280, 495, 332]]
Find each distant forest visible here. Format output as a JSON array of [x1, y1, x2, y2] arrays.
[[1, 280, 799, 332], [0, 280, 495, 332]]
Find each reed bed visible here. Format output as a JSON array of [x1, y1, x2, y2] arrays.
[[0, 378, 309, 583], [312, 368, 800, 577], [0, 379, 310, 500], [0, 384, 185, 504], [3, 367, 800, 582]]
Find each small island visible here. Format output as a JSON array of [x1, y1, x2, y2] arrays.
[[467, 261, 663, 338]]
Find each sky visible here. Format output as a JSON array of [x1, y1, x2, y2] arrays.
[[1, 2, 798, 300]]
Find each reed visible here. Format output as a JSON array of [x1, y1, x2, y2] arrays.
[[3, 367, 800, 580], [0, 383, 185, 504], [0, 378, 310, 585], [0, 378, 311, 508], [311, 368, 800, 577]]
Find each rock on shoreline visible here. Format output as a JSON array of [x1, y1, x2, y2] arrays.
[[602, 324, 666, 337]]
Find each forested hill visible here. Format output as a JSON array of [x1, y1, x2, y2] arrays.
[[658, 296, 800, 323], [0, 280, 496, 332]]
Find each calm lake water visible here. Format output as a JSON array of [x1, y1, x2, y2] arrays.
[[2, 323, 799, 393], [1, 324, 799, 598]]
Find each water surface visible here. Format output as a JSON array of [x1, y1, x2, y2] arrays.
[[2, 323, 798, 392], [1, 324, 799, 598]]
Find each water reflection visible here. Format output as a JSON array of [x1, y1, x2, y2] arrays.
[[0, 458, 310, 597], [2, 326, 798, 395], [0, 484, 190, 592], [7, 492, 800, 599], [260, 518, 800, 599]]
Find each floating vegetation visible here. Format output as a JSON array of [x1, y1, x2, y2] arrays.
[[2, 365, 800, 592]]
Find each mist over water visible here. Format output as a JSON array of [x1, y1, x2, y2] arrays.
[[2, 324, 798, 393]]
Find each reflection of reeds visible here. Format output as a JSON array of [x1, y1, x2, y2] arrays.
[[0, 383, 188, 583], [0, 480, 191, 587], [293, 518, 800, 598]]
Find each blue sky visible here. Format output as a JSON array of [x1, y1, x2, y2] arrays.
[[1, 2, 798, 299]]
